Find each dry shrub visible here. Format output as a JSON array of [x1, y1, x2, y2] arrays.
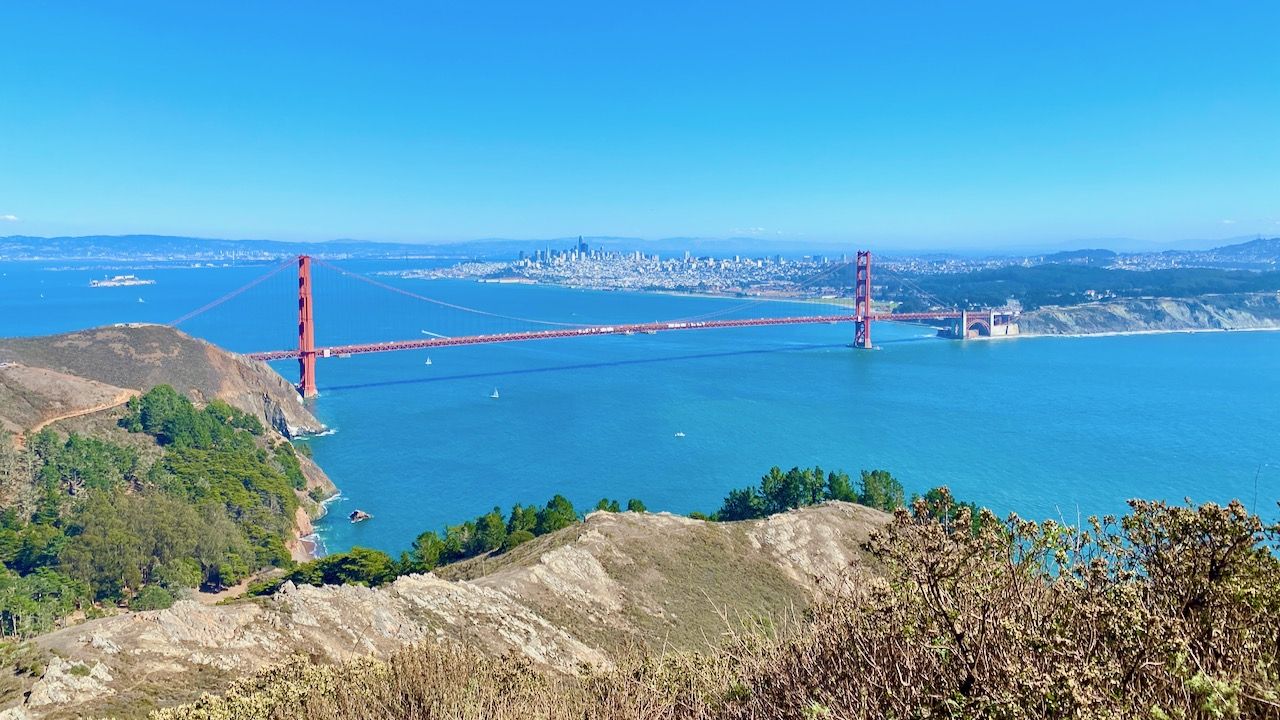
[[721, 493, 1280, 719], [153, 495, 1280, 720]]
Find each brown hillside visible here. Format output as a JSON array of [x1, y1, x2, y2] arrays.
[[0, 363, 135, 440], [0, 324, 322, 436], [12, 502, 888, 719]]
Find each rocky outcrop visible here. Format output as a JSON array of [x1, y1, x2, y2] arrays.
[[0, 324, 323, 437], [13, 503, 888, 719], [1021, 293, 1280, 335]]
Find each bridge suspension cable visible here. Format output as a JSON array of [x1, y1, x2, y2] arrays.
[[874, 263, 950, 310], [169, 257, 296, 327], [310, 258, 594, 328]]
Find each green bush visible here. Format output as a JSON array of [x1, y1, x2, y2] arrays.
[[129, 585, 175, 611], [594, 498, 622, 513], [500, 530, 535, 553], [257, 548, 398, 593]]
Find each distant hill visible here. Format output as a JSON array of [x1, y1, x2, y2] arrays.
[[1136, 237, 1280, 270], [0, 234, 465, 261], [1204, 236, 1280, 263]]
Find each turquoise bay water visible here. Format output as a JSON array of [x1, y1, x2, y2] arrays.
[[3, 260, 1278, 555]]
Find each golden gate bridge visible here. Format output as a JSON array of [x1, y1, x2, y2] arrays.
[[171, 251, 1017, 398]]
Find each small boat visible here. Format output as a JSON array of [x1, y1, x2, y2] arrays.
[[674, 431, 686, 438], [490, 388, 500, 399], [425, 357, 433, 366], [137, 297, 145, 303], [349, 509, 372, 523]]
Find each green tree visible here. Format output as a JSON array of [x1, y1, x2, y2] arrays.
[[824, 470, 858, 503], [760, 467, 809, 515], [626, 498, 647, 513], [535, 495, 577, 535], [0, 568, 90, 638], [507, 504, 538, 535], [40, 434, 137, 495], [594, 498, 622, 513], [858, 469, 905, 512], [717, 486, 765, 521], [440, 523, 473, 564], [409, 531, 445, 572], [285, 547, 398, 588], [468, 508, 507, 555], [12, 524, 65, 575]]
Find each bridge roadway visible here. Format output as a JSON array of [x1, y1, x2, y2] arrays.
[[243, 312, 963, 361]]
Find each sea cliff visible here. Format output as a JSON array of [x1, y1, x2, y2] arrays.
[[1019, 292, 1280, 335]]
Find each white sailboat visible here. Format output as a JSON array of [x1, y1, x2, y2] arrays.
[[490, 388, 500, 399], [424, 356, 433, 366]]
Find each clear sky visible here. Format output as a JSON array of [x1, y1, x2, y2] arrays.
[[1, 1, 1277, 249]]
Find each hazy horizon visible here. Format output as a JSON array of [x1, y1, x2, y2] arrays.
[[3, 230, 1274, 257]]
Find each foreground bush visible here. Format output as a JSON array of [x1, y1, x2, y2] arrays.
[[154, 494, 1280, 720]]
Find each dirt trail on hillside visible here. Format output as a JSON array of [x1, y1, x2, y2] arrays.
[[22, 389, 139, 443]]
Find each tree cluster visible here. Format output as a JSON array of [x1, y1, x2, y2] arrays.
[[252, 494, 599, 595], [709, 466, 902, 521], [0, 385, 305, 635]]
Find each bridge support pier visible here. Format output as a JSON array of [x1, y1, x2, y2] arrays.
[[297, 255, 317, 398]]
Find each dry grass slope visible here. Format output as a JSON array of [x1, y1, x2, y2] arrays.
[[151, 496, 1280, 720], [0, 325, 322, 436]]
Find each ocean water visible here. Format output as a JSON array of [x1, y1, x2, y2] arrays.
[[3, 259, 1278, 555]]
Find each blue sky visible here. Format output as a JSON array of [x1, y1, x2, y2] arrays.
[[1, 2, 1277, 249]]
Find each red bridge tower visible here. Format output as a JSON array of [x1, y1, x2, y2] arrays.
[[853, 250, 872, 349], [297, 255, 317, 398]]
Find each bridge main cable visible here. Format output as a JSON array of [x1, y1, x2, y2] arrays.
[[310, 258, 594, 328], [169, 256, 297, 327]]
